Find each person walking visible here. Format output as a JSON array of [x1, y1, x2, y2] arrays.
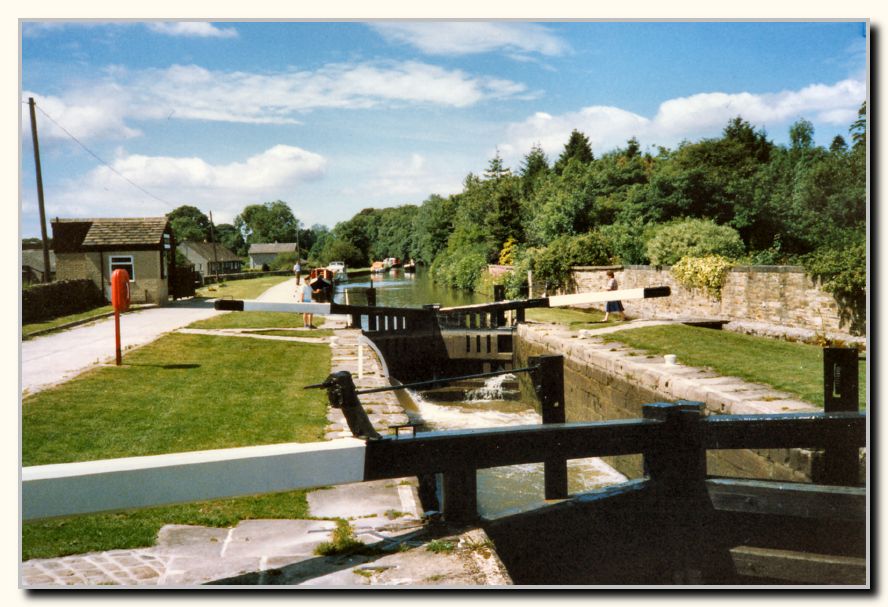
[[297, 276, 314, 328], [603, 270, 624, 322]]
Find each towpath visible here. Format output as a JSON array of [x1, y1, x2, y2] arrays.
[[21, 299, 223, 395]]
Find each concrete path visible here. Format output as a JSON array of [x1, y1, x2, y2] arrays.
[[255, 276, 300, 302], [21, 299, 223, 395]]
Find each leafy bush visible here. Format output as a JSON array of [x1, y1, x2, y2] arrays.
[[498, 236, 518, 265], [645, 218, 745, 266], [531, 231, 613, 292], [502, 246, 538, 299], [802, 237, 866, 335], [319, 239, 365, 268], [599, 221, 656, 265], [271, 251, 300, 271], [430, 246, 489, 291], [670, 255, 734, 298]]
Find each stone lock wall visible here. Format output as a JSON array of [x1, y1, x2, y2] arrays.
[[515, 324, 825, 482], [571, 265, 854, 337]]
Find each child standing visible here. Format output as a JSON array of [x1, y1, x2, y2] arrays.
[[297, 276, 314, 328]]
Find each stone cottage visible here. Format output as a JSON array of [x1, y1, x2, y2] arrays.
[[51, 217, 175, 304]]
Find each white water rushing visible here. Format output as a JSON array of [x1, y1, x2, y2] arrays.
[[407, 382, 628, 518], [465, 373, 516, 402]]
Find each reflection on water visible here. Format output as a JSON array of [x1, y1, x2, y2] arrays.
[[342, 268, 626, 517], [335, 268, 489, 309]]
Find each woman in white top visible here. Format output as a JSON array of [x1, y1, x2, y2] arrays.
[[603, 270, 624, 322]]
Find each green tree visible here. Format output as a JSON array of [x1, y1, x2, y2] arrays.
[[519, 143, 550, 199], [553, 129, 594, 175], [532, 231, 614, 291], [167, 205, 211, 242], [789, 119, 815, 151], [411, 194, 456, 263], [213, 223, 246, 256], [234, 201, 300, 245]]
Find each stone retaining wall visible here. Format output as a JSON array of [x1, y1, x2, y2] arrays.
[[515, 323, 827, 482], [571, 265, 859, 338]]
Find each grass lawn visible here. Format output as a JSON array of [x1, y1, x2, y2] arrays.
[[599, 324, 867, 411], [189, 311, 307, 330], [22, 305, 115, 339], [245, 328, 334, 338], [526, 306, 624, 330], [196, 274, 293, 300], [22, 322, 332, 559]]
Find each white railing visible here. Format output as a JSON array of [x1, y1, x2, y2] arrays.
[[22, 439, 366, 520]]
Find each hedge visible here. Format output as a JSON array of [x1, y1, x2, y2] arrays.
[[22, 279, 105, 323]]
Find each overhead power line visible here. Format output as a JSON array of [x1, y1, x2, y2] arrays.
[[25, 101, 180, 210]]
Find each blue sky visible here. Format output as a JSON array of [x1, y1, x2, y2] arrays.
[[19, 20, 867, 238]]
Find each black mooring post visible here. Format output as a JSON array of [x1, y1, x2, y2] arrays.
[[642, 401, 707, 584], [317, 371, 381, 440], [366, 287, 376, 308], [819, 347, 861, 486], [531, 355, 568, 500]]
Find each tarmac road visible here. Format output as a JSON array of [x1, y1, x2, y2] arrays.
[[21, 299, 223, 395]]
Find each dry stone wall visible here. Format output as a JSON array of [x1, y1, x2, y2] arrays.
[[570, 265, 859, 339]]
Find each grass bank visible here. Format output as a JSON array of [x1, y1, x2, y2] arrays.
[[599, 324, 866, 411], [196, 274, 292, 300], [526, 307, 623, 330], [22, 305, 115, 339], [22, 312, 332, 559]]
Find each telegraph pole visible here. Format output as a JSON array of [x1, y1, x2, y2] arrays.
[[209, 211, 220, 279], [28, 97, 52, 282]]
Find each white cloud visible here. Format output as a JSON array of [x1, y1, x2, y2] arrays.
[[22, 91, 142, 142], [499, 78, 866, 162], [145, 22, 238, 38], [348, 153, 465, 202], [24, 61, 528, 141], [47, 145, 326, 225], [371, 22, 569, 57]]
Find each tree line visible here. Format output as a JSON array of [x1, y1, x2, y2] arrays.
[[159, 104, 866, 331], [319, 104, 867, 331]]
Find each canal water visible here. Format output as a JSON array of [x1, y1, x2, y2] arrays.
[[334, 267, 490, 308], [335, 269, 625, 517]]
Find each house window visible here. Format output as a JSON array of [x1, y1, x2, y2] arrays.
[[110, 255, 135, 281]]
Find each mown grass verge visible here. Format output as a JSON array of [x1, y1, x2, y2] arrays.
[[525, 306, 623, 330], [22, 315, 332, 559], [599, 324, 866, 411], [22, 305, 115, 339], [196, 274, 293, 300]]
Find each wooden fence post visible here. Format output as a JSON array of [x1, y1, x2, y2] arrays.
[[642, 401, 707, 583], [441, 468, 478, 523], [493, 285, 506, 327], [531, 355, 568, 500], [819, 347, 861, 486]]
